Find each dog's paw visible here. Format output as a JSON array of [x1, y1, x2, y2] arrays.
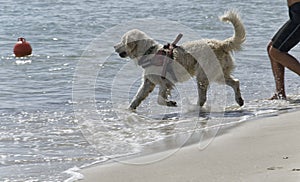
[[128, 106, 137, 112], [166, 101, 177, 107], [236, 97, 244, 106]]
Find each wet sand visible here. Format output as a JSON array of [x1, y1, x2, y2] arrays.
[[79, 111, 300, 182]]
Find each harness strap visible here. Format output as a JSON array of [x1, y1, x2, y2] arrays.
[[172, 33, 183, 47], [161, 33, 183, 81], [138, 34, 183, 82], [138, 46, 156, 67]]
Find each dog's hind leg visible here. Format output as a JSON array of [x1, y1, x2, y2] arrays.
[[197, 77, 209, 107], [157, 85, 177, 107], [225, 76, 244, 106], [129, 78, 155, 110]]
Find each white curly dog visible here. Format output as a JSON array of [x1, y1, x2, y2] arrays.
[[114, 11, 246, 110]]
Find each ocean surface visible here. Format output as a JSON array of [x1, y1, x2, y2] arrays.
[[0, 0, 300, 181]]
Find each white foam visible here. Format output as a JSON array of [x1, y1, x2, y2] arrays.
[[15, 60, 32, 65], [63, 166, 84, 182], [254, 109, 277, 116]]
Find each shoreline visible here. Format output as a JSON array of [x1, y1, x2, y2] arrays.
[[78, 110, 300, 181]]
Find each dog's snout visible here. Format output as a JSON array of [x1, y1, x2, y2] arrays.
[[114, 43, 128, 58], [114, 43, 123, 52], [114, 45, 119, 52], [114, 44, 121, 50], [114, 45, 122, 53]]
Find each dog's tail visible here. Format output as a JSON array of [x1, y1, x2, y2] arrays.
[[220, 10, 246, 51]]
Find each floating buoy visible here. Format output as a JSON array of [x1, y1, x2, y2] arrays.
[[13, 37, 32, 57]]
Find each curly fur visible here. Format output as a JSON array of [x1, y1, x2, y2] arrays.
[[114, 10, 246, 110]]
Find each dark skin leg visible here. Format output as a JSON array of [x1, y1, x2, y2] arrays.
[[267, 42, 300, 99]]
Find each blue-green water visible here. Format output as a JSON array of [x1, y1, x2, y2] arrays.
[[0, 0, 299, 181]]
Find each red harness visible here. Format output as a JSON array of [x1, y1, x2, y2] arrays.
[[138, 33, 183, 81]]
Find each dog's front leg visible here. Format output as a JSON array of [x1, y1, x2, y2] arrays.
[[129, 78, 155, 110], [197, 79, 209, 107], [157, 86, 177, 107]]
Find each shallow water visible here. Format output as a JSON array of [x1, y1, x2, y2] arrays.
[[0, 0, 299, 181]]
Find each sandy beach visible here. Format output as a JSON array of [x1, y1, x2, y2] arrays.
[[79, 110, 300, 182]]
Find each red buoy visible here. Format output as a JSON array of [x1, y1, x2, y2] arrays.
[[13, 37, 32, 57]]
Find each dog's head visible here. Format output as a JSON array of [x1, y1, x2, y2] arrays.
[[114, 29, 157, 60]]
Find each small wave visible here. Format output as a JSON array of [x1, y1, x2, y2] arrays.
[[63, 166, 84, 182]]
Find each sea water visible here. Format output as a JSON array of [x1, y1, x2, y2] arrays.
[[0, 0, 299, 181]]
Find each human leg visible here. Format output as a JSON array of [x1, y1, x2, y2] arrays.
[[269, 46, 300, 75], [268, 18, 300, 99], [267, 42, 286, 99]]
